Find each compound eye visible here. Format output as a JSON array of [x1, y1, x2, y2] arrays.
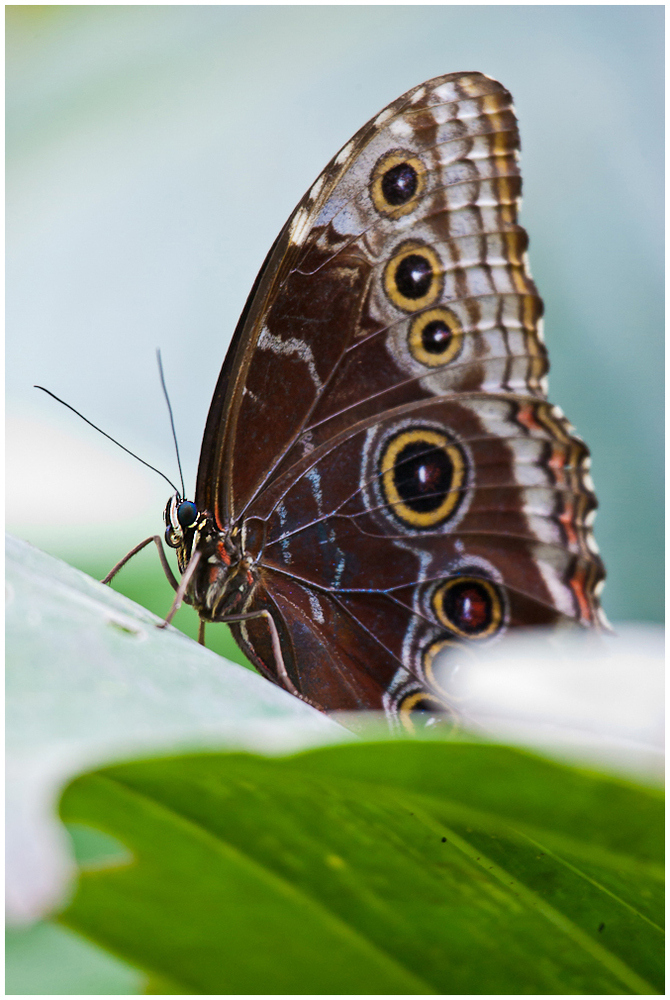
[[177, 500, 198, 528], [165, 526, 180, 549]]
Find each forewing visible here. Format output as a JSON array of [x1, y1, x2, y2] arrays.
[[196, 72, 546, 525]]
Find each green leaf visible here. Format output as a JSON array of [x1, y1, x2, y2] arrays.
[[58, 532, 256, 670], [5, 921, 142, 995], [6, 534, 337, 755], [58, 743, 663, 995], [6, 533, 343, 932], [7, 535, 664, 993]]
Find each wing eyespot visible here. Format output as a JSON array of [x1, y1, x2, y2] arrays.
[[422, 637, 477, 696], [370, 150, 426, 218], [408, 307, 464, 367], [398, 689, 452, 733], [379, 427, 467, 529], [432, 577, 505, 639], [384, 242, 443, 312]]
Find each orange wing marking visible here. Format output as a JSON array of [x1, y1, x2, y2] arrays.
[[569, 562, 595, 624]]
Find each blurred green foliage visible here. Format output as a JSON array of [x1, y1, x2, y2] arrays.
[[6, 921, 140, 995], [6, 538, 664, 994], [57, 744, 663, 994]]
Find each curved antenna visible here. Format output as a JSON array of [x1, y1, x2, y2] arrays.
[[155, 349, 186, 499], [35, 386, 181, 495]]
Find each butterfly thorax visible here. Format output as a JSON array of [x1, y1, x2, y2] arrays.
[[191, 518, 258, 622], [165, 495, 258, 622]]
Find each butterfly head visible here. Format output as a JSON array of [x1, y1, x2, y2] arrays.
[[164, 493, 198, 551]]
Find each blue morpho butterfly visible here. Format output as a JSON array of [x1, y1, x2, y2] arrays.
[[39, 72, 606, 728]]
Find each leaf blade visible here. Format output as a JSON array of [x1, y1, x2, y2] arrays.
[[58, 743, 664, 994]]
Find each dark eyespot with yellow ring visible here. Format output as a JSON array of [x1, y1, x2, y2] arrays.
[[380, 427, 467, 529], [432, 577, 504, 639], [409, 307, 464, 367], [384, 242, 443, 312], [371, 150, 426, 218], [398, 690, 452, 733]]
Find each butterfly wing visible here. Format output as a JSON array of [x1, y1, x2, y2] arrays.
[[196, 71, 605, 717], [197, 71, 542, 521]]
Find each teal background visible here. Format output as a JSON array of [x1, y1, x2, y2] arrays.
[[5, 7, 664, 992]]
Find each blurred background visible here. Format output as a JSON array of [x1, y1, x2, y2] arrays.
[[7, 5, 664, 636], [5, 6, 664, 994]]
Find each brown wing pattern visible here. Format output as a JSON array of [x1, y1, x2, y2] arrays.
[[197, 71, 544, 521], [197, 72, 605, 721]]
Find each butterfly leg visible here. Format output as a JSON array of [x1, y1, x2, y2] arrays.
[[223, 608, 301, 698], [157, 548, 202, 629], [198, 619, 206, 645], [101, 535, 179, 591]]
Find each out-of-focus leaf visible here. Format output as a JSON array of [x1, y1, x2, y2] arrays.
[[5, 921, 142, 995], [58, 742, 663, 995], [6, 534, 343, 923]]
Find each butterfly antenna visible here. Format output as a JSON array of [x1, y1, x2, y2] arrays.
[[155, 349, 186, 499], [34, 386, 181, 495]]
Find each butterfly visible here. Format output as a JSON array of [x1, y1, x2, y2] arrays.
[[111, 71, 606, 729]]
